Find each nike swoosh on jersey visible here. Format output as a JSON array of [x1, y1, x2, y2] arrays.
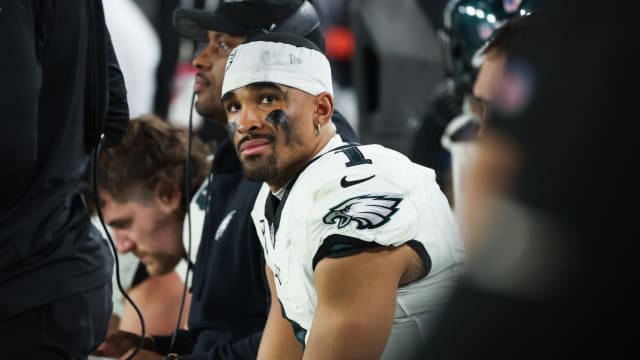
[[340, 175, 375, 188]]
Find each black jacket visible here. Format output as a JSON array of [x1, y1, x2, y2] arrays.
[[153, 137, 267, 359], [0, 0, 128, 319]]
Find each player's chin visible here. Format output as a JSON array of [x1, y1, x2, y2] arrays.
[[240, 156, 263, 171], [194, 95, 219, 118], [145, 262, 173, 277], [241, 161, 277, 183], [240, 149, 276, 169]]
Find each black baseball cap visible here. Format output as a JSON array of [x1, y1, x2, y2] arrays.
[[173, 0, 323, 50]]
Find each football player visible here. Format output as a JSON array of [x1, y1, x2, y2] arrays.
[[222, 32, 464, 359]]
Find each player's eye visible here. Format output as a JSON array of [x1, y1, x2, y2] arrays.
[[218, 41, 232, 55], [109, 219, 132, 230], [226, 102, 241, 113], [261, 95, 276, 104]]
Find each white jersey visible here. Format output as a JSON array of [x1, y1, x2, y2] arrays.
[[176, 175, 209, 286], [251, 135, 464, 358]]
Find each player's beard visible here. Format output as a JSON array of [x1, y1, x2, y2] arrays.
[[242, 151, 278, 183], [140, 252, 182, 277], [195, 97, 227, 127]]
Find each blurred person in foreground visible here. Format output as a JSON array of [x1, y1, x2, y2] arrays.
[[95, 0, 358, 359], [410, 0, 543, 216], [462, 10, 541, 252], [421, 2, 634, 357], [0, 0, 128, 357], [222, 32, 463, 359]]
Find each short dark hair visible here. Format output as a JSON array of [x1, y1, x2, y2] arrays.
[[97, 114, 211, 207]]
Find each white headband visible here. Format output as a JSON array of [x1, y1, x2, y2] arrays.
[[221, 40, 333, 99]]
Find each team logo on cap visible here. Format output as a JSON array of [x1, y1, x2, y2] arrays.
[[289, 54, 302, 64]]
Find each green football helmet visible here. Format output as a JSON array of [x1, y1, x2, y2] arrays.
[[440, 0, 543, 95]]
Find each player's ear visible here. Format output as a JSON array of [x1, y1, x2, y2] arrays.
[[315, 92, 334, 127], [155, 179, 182, 213]]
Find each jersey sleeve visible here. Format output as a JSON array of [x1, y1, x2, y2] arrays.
[[305, 171, 422, 269]]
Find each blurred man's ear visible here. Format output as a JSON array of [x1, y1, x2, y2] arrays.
[[156, 180, 182, 213]]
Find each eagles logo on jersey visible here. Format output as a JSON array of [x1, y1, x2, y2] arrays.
[[323, 195, 403, 230]]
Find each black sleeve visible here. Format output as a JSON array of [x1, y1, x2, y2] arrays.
[[152, 330, 196, 355], [312, 234, 383, 270], [0, 1, 38, 176], [0, 0, 40, 213], [83, 0, 128, 150], [312, 235, 431, 276], [102, 28, 129, 148], [182, 331, 262, 360], [154, 331, 262, 360]]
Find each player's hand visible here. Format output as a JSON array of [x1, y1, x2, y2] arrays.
[[92, 330, 148, 357]]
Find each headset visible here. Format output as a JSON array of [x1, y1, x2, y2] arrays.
[[275, 0, 321, 36]]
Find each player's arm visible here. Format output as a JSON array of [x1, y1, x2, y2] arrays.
[[303, 244, 424, 360], [257, 265, 303, 360]]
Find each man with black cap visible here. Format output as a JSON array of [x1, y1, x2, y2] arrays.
[[94, 1, 357, 359]]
